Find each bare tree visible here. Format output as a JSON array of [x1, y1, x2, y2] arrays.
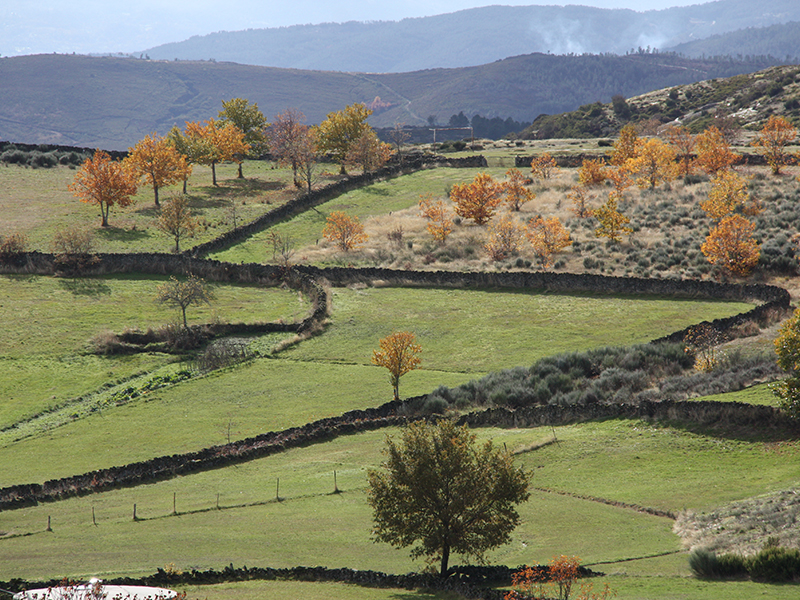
[[156, 195, 197, 253], [156, 275, 214, 329]]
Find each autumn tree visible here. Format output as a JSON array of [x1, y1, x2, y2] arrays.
[[371, 331, 422, 401], [314, 102, 373, 173], [751, 115, 797, 175], [700, 170, 749, 220], [419, 194, 453, 244], [694, 126, 738, 175], [609, 124, 640, 166], [322, 211, 367, 251], [128, 133, 191, 207], [506, 556, 613, 600], [367, 420, 530, 577], [166, 125, 200, 193], [629, 137, 677, 189], [184, 119, 249, 186], [773, 308, 800, 419], [701, 214, 760, 277], [502, 168, 535, 211], [156, 274, 214, 329], [567, 186, 595, 218], [267, 108, 308, 186], [594, 196, 632, 243], [451, 172, 504, 225], [577, 158, 607, 187], [218, 97, 269, 178], [527, 216, 572, 268], [485, 213, 525, 261], [389, 122, 411, 163], [345, 129, 394, 173], [156, 195, 197, 253], [294, 127, 322, 193], [530, 153, 559, 180], [69, 150, 138, 227], [664, 124, 697, 177]]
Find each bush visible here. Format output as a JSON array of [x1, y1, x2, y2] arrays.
[[746, 545, 800, 582], [0, 232, 28, 265]]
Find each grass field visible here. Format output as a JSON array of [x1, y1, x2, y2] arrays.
[[1, 154, 798, 599]]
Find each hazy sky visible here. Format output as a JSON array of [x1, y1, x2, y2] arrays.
[[2, 1, 704, 56]]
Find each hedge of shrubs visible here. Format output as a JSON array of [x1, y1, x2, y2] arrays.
[[689, 543, 800, 582]]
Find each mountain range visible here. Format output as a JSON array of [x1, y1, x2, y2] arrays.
[[0, 52, 782, 150], [141, 0, 800, 73]]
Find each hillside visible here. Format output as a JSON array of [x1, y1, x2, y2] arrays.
[[0, 53, 782, 150], [521, 64, 800, 139], [666, 21, 800, 60], [141, 0, 800, 73]]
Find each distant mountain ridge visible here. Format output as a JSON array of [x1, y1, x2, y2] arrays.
[[142, 0, 800, 72], [0, 53, 782, 150], [666, 21, 800, 60]]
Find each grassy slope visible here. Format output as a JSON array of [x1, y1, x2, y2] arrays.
[[1, 424, 797, 588]]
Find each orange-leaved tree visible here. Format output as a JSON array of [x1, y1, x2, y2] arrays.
[[371, 331, 422, 401], [628, 137, 677, 189], [577, 158, 607, 187], [567, 186, 595, 218], [322, 211, 367, 251], [701, 214, 760, 277], [451, 172, 504, 225], [506, 555, 613, 600], [608, 124, 640, 166], [345, 129, 394, 173], [751, 115, 797, 175], [419, 194, 453, 244], [664, 124, 697, 177], [69, 150, 138, 227], [502, 168, 535, 211], [594, 196, 632, 243], [700, 170, 749, 220], [128, 133, 191, 207], [485, 213, 525, 261], [531, 152, 559, 180], [184, 119, 249, 186], [527, 216, 572, 268], [694, 126, 738, 175]]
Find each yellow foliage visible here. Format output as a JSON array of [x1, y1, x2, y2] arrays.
[[664, 124, 697, 177], [527, 216, 572, 268], [694, 126, 738, 175], [701, 214, 760, 277], [608, 124, 640, 166], [700, 170, 749, 220], [485, 213, 525, 261], [313, 102, 373, 171], [567, 186, 595, 218], [127, 133, 191, 206], [322, 211, 367, 251], [503, 168, 535, 211], [594, 196, 632, 243], [530, 152, 559, 180], [371, 331, 422, 401], [451, 172, 504, 225], [577, 158, 607, 187], [628, 137, 677, 189], [751, 115, 798, 175], [419, 194, 453, 244]]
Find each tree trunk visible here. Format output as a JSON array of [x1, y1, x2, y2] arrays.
[[238, 162, 244, 179], [212, 161, 218, 186], [100, 203, 109, 227], [440, 543, 450, 577], [154, 185, 160, 207], [183, 177, 188, 194], [181, 306, 188, 329]]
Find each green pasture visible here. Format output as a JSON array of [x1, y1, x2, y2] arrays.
[[282, 286, 751, 374], [0, 161, 312, 254], [1, 423, 797, 593], [174, 577, 800, 600], [209, 166, 512, 264], [0, 282, 751, 484], [0, 273, 307, 428]]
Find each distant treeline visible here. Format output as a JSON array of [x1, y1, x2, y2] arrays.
[[376, 113, 532, 144]]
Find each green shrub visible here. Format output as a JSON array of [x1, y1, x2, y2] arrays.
[[746, 545, 800, 582]]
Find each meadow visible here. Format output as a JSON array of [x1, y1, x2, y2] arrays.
[[0, 149, 798, 600]]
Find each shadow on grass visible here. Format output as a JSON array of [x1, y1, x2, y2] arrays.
[[96, 226, 151, 242], [196, 178, 286, 200], [361, 187, 391, 197], [59, 278, 112, 297]]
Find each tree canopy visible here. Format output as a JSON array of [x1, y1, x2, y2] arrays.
[[367, 420, 530, 577], [68, 150, 138, 227], [314, 102, 373, 173]]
